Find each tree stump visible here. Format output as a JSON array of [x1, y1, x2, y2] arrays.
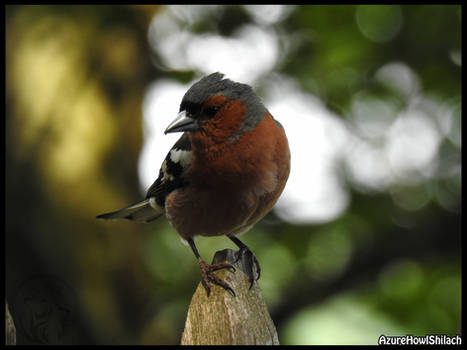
[[180, 249, 279, 345]]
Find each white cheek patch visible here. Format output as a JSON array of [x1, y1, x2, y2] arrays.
[[170, 149, 193, 168]]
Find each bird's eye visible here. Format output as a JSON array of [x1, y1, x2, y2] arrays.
[[203, 105, 220, 118]]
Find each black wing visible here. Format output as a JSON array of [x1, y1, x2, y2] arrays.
[[146, 133, 192, 207]]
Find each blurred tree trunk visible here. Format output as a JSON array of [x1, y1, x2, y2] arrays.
[[6, 5, 162, 344]]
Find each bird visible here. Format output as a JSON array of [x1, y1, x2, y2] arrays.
[[97, 72, 290, 296]]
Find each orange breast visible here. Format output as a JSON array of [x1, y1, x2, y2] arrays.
[[191, 112, 289, 189]]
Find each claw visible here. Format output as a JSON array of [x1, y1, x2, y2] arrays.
[[253, 257, 261, 281], [198, 258, 236, 297], [201, 278, 211, 297], [209, 279, 235, 297], [211, 262, 236, 273], [236, 247, 261, 289]]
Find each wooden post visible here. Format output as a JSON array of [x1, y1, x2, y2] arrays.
[[180, 249, 279, 345]]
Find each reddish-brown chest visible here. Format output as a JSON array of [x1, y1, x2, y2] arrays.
[[188, 113, 289, 193], [165, 112, 290, 239]]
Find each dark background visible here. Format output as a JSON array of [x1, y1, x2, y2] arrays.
[[5, 5, 461, 345]]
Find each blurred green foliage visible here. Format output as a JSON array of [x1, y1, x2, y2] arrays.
[[5, 5, 460, 345]]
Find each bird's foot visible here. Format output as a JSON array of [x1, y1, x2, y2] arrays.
[[234, 246, 261, 289], [198, 258, 236, 297]]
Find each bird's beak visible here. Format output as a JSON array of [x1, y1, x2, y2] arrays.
[[164, 110, 200, 134]]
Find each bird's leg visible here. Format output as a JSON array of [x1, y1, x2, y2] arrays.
[[228, 236, 261, 289], [187, 238, 236, 297]]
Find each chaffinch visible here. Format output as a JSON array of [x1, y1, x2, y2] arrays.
[[97, 72, 290, 296]]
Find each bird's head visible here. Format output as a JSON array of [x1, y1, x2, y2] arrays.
[[164, 73, 267, 143]]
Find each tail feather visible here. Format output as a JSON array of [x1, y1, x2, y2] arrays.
[[96, 199, 163, 223]]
